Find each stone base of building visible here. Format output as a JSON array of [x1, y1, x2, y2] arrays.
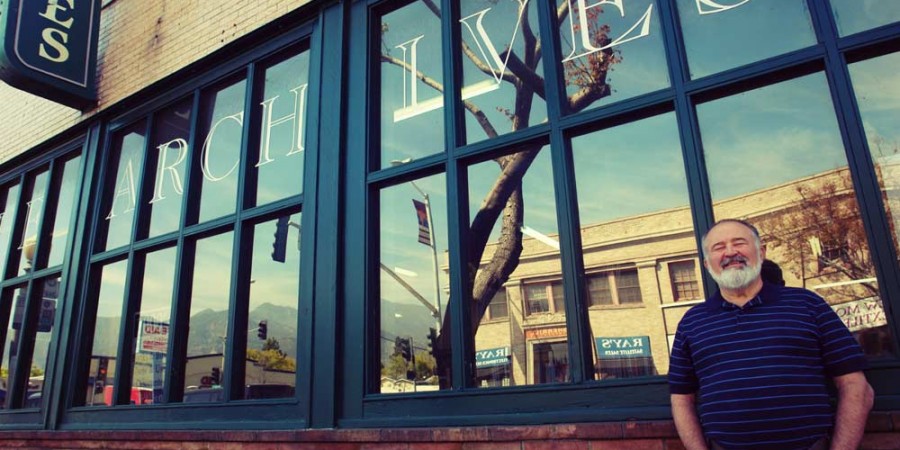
[[1, 413, 898, 449]]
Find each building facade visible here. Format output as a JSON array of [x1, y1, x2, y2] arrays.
[[0, 0, 898, 447]]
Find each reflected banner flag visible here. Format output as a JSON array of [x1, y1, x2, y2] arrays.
[[412, 199, 431, 247]]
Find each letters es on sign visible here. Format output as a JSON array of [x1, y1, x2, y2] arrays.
[[0, 0, 100, 109]]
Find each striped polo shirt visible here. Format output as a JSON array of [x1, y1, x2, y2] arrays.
[[668, 283, 867, 450]]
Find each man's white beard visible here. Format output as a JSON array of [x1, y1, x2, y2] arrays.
[[710, 258, 762, 290]]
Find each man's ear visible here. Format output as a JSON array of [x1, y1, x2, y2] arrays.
[[760, 243, 767, 260]]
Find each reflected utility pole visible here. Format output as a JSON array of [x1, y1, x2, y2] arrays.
[[391, 159, 442, 332]]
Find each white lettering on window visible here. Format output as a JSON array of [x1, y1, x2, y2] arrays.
[[149, 138, 188, 204], [696, 0, 751, 15], [201, 112, 243, 182], [257, 83, 309, 167], [18, 196, 44, 250], [106, 157, 137, 220], [562, 0, 654, 63]]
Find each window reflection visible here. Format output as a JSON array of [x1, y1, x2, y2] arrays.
[[147, 100, 192, 239], [26, 277, 61, 409], [849, 52, 900, 358], [571, 112, 692, 381], [130, 247, 176, 406], [2, 287, 25, 409], [0, 184, 21, 279], [379, 173, 449, 393], [460, 0, 546, 144], [44, 156, 82, 269], [182, 232, 233, 402], [699, 73, 894, 359], [832, 0, 900, 36], [16, 170, 49, 276], [468, 145, 568, 387], [676, 0, 815, 79], [379, 1, 445, 168], [197, 80, 246, 223], [102, 126, 146, 252], [83, 261, 126, 407], [558, 0, 668, 113], [255, 51, 310, 207], [246, 215, 300, 399]]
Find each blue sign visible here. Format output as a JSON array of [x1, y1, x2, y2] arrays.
[[0, 0, 99, 109], [595, 336, 651, 360], [475, 346, 510, 368]]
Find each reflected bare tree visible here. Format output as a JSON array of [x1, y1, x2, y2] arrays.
[[382, 0, 620, 386]]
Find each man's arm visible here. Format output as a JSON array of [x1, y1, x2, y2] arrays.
[[830, 371, 874, 450], [671, 393, 708, 450]]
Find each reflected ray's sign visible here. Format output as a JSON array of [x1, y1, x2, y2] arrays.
[[0, 0, 100, 109]]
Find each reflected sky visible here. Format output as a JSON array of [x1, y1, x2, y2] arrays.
[[572, 113, 689, 224], [677, 0, 815, 79], [256, 51, 309, 207], [699, 73, 846, 200], [850, 52, 900, 155], [380, 1, 445, 167], [148, 101, 192, 239], [45, 156, 81, 268], [198, 80, 245, 223], [104, 128, 146, 252], [832, 0, 900, 36]]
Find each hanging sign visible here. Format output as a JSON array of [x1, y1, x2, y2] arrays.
[[0, 0, 100, 109]]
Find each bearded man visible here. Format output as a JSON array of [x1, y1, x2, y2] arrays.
[[668, 219, 874, 450]]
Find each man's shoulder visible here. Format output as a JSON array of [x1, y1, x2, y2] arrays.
[[678, 301, 716, 329]]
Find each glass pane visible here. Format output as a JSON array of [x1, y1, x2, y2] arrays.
[[832, 0, 900, 36], [571, 112, 694, 381], [699, 73, 894, 359], [246, 215, 300, 399], [102, 125, 146, 251], [16, 169, 49, 276], [197, 80, 245, 223], [460, 0, 546, 144], [131, 247, 176, 405], [849, 52, 900, 358], [558, 0, 669, 113], [83, 261, 127, 407], [2, 286, 25, 408], [469, 145, 567, 388], [676, 0, 816, 79], [379, 0, 445, 168], [182, 232, 233, 401], [43, 156, 82, 268], [147, 100, 192, 239], [379, 173, 450, 393], [25, 277, 61, 409], [256, 51, 310, 207], [0, 184, 21, 279]]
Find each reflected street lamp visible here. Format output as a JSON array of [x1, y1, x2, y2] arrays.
[[391, 159, 442, 332]]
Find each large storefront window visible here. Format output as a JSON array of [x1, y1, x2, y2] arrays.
[[73, 44, 312, 409], [0, 149, 82, 410]]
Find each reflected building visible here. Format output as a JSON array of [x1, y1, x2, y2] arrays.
[[474, 163, 898, 386]]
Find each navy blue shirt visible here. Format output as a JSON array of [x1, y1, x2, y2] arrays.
[[669, 283, 867, 449]]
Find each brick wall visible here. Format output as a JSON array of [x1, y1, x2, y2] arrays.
[[0, 0, 312, 164], [0, 414, 898, 449]]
